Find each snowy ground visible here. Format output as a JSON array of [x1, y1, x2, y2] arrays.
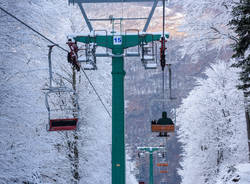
[[236, 163, 250, 184], [216, 163, 250, 184]]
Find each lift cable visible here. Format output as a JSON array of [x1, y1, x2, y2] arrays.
[[0, 6, 68, 52], [162, 67, 165, 110], [80, 66, 112, 118], [161, 0, 166, 110], [0, 6, 112, 119]]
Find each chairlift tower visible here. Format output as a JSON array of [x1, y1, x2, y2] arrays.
[[68, 1, 169, 184], [137, 146, 164, 184]]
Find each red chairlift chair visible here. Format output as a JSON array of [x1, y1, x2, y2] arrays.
[[45, 87, 79, 131]]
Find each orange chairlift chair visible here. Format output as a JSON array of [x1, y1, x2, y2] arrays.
[[151, 111, 175, 137]]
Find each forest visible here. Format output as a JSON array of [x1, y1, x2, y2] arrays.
[[0, 0, 249, 184]]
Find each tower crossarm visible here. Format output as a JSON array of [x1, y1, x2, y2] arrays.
[[69, 0, 160, 3], [69, 32, 169, 50], [137, 146, 164, 153]]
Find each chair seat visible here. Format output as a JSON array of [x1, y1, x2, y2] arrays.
[[142, 55, 154, 60], [145, 63, 157, 69], [151, 124, 175, 132], [49, 118, 78, 131]]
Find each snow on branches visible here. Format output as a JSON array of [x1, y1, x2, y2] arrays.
[[174, 0, 238, 60], [176, 60, 248, 184]]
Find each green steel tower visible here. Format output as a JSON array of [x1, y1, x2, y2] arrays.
[[138, 147, 164, 184], [68, 1, 169, 184]]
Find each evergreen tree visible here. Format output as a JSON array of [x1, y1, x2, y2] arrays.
[[230, 0, 250, 94]]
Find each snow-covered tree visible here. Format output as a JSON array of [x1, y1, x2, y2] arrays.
[[177, 61, 248, 184], [174, 0, 237, 61], [0, 0, 84, 182]]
